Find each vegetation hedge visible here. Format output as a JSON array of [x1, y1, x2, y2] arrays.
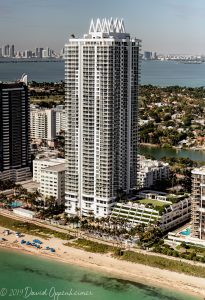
[[0, 215, 74, 240]]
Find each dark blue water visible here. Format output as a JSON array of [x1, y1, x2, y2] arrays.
[[0, 60, 205, 87]]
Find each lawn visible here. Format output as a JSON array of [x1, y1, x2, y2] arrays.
[[139, 199, 168, 207]]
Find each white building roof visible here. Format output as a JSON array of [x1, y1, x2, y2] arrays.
[[192, 167, 205, 176], [13, 208, 35, 216], [34, 158, 66, 164], [43, 163, 66, 173]]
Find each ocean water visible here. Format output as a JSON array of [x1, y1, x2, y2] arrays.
[[0, 248, 199, 300], [0, 60, 205, 87]]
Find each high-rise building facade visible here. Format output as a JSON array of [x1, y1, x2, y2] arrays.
[[191, 167, 205, 240], [2, 45, 10, 57], [55, 105, 66, 134], [35, 47, 44, 58], [65, 18, 140, 217], [10, 45, 15, 58], [30, 108, 56, 146], [0, 75, 31, 182]]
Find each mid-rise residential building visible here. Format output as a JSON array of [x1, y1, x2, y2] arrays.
[[39, 163, 65, 205], [30, 108, 56, 146], [138, 156, 170, 188], [30, 105, 65, 140], [110, 192, 191, 232], [54, 105, 66, 134], [33, 158, 66, 204], [191, 167, 205, 240], [64, 18, 140, 218], [33, 158, 65, 182], [0, 75, 31, 182]]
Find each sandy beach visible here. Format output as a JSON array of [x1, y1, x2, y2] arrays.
[[0, 225, 205, 299]]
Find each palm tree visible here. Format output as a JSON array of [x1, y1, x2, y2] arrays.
[[88, 210, 94, 222], [45, 195, 56, 207]]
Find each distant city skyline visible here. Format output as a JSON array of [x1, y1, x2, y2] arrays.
[[0, 44, 58, 58], [0, 43, 205, 58], [0, 0, 204, 54]]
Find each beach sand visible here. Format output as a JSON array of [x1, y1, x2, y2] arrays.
[[0, 225, 204, 299]]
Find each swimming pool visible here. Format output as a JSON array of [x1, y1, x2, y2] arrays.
[[11, 201, 23, 208], [180, 227, 191, 236]]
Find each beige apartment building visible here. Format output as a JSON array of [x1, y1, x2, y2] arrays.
[[191, 167, 205, 239]]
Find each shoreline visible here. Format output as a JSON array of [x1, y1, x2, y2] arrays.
[[0, 228, 204, 299], [140, 142, 205, 152]]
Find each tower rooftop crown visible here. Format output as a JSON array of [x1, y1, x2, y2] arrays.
[[86, 18, 129, 39], [89, 18, 125, 34]]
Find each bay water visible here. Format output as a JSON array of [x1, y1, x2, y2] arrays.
[[0, 59, 204, 300], [140, 145, 205, 162], [0, 249, 199, 300], [0, 60, 205, 87]]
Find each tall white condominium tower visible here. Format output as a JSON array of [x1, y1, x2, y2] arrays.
[[65, 18, 141, 217]]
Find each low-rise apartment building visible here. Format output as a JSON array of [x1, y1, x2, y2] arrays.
[[39, 163, 65, 205], [138, 156, 170, 188], [110, 191, 191, 232], [33, 158, 66, 205]]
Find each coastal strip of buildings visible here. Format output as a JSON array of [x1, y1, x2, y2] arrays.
[[0, 17, 204, 243]]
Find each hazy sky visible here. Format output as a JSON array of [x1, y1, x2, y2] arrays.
[[0, 0, 204, 54]]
